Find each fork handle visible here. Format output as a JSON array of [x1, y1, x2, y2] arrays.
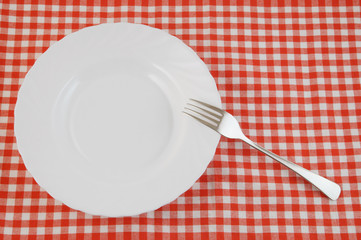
[[241, 137, 341, 200]]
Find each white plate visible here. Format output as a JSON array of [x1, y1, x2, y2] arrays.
[[15, 23, 221, 217]]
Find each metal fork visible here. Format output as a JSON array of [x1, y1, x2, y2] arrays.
[[184, 99, 341, 200]]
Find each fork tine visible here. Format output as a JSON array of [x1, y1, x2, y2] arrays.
[[183, 111, 218, 131], [189, 99, 224, 115], [184, 107, 220, 125], [186, 103, 222, 120]]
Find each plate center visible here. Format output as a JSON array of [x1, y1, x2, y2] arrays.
[[54, 59, 174, 181]]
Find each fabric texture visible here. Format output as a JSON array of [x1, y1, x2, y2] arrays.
[[1, 0, 361, 239]]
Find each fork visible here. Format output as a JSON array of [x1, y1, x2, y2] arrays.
[[184, 99, 341, 200]]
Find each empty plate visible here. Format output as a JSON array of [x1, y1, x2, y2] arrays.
[[15, 22, 221, 217]]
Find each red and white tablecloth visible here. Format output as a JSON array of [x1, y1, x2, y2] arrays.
[[1, 0, 361, 239]]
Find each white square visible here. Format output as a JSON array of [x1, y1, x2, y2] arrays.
[[300, 42, 307, 48], [255, 226, 262, 233], [37, 29, 44, 35], [53, 5, 60, 11], [23, 198, 31, 206], [100, 225, 108, 232], [38, 212, 46, 220], [256, 6, 264, 12], [23, 4, 31, 11], [21, 228, 29, 235], [327, 29, 335, 35], [38, 5, 45, 11], [286, 41, 294, 48], [189, 29, 196, 35], [244, 29, 251, 35], [50, 29, 58, 35], [215, 16, 223, 23], [162, 225, 170, 232], [8, 28, 15, 35], [231, 52, 239, 59], [326, 17, 334, 24], [65, 17, 72, 24], [258, 29, 265, 36], [260, 65, 267, 72], [286, 225, 293, 233], [193, 225, 201, 232], [5, 213, 13, 220], [273, 42, 280, 48], [9, 4, 17, 10], [20, 52, 27, 59], [68, 226, 76, 234], [84, 226, 92, 233], [66, 5, 73, 11], [298, 7, 305, 12], [4, 227, 13, 235], [115, 224, 123, 232], [7, 40, 15, 47], [313, 29, 320, 36], [9, 170, 17, 177], [254, 211, 262, 219], [78, 5, 87, 12], [178, 225, 186, 232], [347, 226, 356, 233], [22, 29, 30, 35], [54, 212, 61, 219], [39, 198, 47, 206], [271, 18, 278, 24], [230, 16, 237, 23], [258, 18, 265, 24], [131, 224, 139, 232], [274, 66, 281, 72], [7, 199, 15, 206], [22, 212, 30, 220], [272, 29, 279, 36], [160, 5, 169, 12], [328, 41, 335, 48], [251, 168, 260, 176], [316, 226, 325, 233], [244, 17, 251, 24], [341, 29, 348, 36], [314, 41, 321, 48], [340, 18, 348, 24], [285, 7, 292, 12], [9, 16, 16, 22], [53, 227, 61, 234], [24, 184, 33, 191], [8, 184, 16, 192], [344, 65, 351, 72], [338, 6, 347, 12], [68, 211, 77, 219], [299, 18, 306, 25]]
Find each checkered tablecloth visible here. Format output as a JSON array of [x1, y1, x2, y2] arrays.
[[1, 0, 361, 239]]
